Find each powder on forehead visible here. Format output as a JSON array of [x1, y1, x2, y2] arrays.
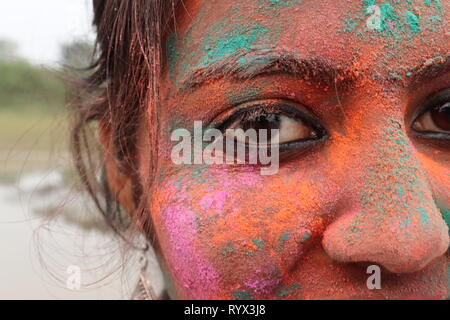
[[166, 0, 449, 86]]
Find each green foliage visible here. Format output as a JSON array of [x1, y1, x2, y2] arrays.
[[0, 59, 66, 111]]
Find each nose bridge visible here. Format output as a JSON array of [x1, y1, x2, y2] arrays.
[[323, 118, 449, 273], [359, 119, 432, 224]]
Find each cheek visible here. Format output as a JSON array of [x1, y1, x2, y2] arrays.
[[151, 167, 338, 299], [151, 181, 220, 299]]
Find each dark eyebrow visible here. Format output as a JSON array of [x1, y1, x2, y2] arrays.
[[179, 47, 355, 92], [409, 54, 450, 88]]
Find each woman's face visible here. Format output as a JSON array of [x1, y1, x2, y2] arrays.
[[139, 0, 450, 299]]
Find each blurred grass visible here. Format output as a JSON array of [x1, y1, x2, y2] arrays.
[[0, 109, 72, 183], [0, 60, 66, 111], [0, 41, 110, 234], [0, 109, 67, 150], [0, 59, 71, 182]]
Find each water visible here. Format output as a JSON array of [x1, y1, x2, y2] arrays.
[[0, 170, 164, 299]]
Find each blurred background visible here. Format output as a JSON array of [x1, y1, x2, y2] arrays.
[[0, 0, 149, 299]]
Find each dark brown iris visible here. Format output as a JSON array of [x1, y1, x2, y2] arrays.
[[430, 102, 450, 131], [241, 113, 281, 141], [241, 114, 281, 131]]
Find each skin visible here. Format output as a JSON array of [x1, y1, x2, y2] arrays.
[[106, 0, 450, 299]]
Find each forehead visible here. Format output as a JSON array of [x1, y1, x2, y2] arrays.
[[169, 0, 450, 82]]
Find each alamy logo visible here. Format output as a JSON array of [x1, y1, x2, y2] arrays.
[[66, 265, 81, 290], [366, 265, 381, 290], [366, 5, 382, 31], [171, 121, 280, 175]]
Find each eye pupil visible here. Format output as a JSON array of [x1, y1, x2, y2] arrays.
[[242, 113, 281, 132], [223, 101, 325, 146], [431, 102, 450, 131]]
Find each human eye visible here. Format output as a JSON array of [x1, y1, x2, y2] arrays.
[[216, 99, 328, 149], [412, 89, 450, 140]]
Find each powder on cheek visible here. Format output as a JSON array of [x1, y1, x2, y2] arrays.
[[190, 172, 330, 298], [160, 185, 220, 299]]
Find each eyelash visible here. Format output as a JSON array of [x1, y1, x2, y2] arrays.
[[414, 90, 450, 119], [412, 89, 450, 140], [215, 100, 328, 148], [208, 89, 450, 157]]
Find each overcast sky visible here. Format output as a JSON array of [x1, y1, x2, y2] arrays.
[[0, 0, 95, 65]]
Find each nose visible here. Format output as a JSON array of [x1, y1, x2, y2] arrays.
[[322, 120, 449, 274]]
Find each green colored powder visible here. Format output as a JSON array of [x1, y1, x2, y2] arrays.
[[251, 238, 265, 249], [342, 18, 358, 32], [405, 11, 421, 34], [419, 208, 429, 225], [232, 290, 253, 300], [258, 0, 301, 10], [278, 231, 290, 248], [300, 231, 311, 243], [276, 282, 301, 297], [166, 35, 178, 79], [440, 208, 450, 235], [200, 24, 268, 66], [400, 218, 412, 227], [341, 1, 445, 43], [221, 243, 235, 256], [425, 0, 442, 9]]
